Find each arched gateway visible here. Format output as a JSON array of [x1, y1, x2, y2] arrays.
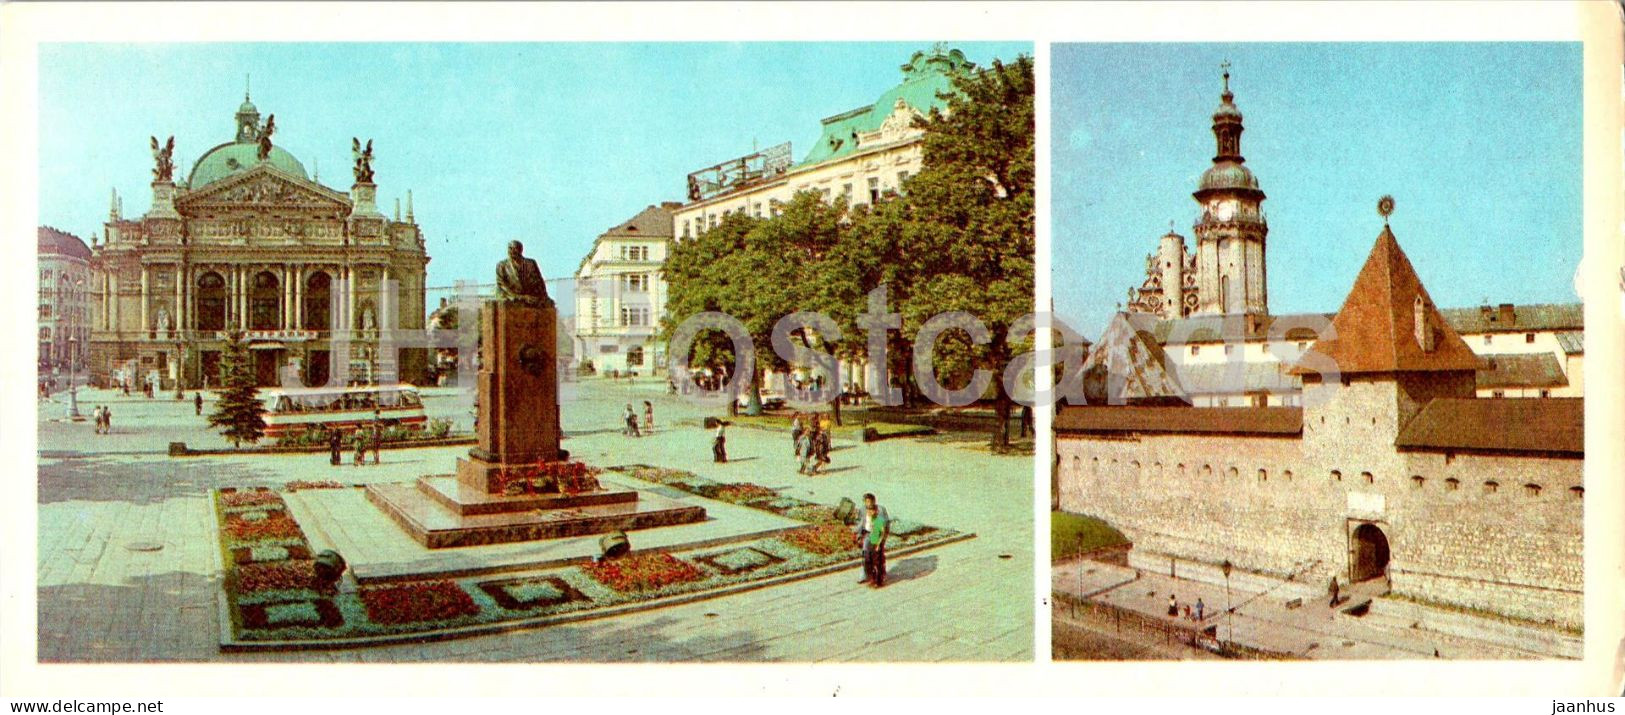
[[1350, 522, 1391, 583]]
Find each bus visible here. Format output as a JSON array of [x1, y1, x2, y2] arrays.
[[260, 384, 427, 439]]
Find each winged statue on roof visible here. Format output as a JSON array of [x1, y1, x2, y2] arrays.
[[353, 138, 375, 183], [150, 135, 175, 182]]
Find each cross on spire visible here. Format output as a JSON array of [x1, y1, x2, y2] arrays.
[[245, 73, 251, 101], [1220, 60, 1232, 95]]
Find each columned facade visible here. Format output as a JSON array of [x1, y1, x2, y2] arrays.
[[88, 94, 431, 389]]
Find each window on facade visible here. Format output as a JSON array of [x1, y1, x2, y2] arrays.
[[39, 304, 51, 318], [1297, 341, 1308, 352], [627, 346, 644, 366], [619, 307, 650, 328], [625, 273, 648, 292], [1411, 475, 1425, 489], [709, 215, 718, 229], [1523, 483, 1542, 497], [1483, 480, 1499, 494], [1226, 467, 1238, 478], [1482, 335, 1492, 346], [1525, 332, 1536, 343], [621, 246, 649, 261], [1331, 470, 1342, 481], [1570, 486, 1584, 499], [1257, 469, 1267, 482], [1445, 478, 1460, 491], [1223, 344, 1233, 355], [682, 220, 691, 239], [868, 177, 881, 203], [1492, 390, 1505, 398], [1361, 471, 1374, 484], [1202, 465, 1212, 477], [1190, 345, 1200, 356], [753, 202, 763, 218], [1282, 470, 1293, 481], [1540, 389, 1551, 398], [897, 170, 911, 188]]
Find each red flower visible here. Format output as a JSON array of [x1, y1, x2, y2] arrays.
[[581, 552, 704, 593], [360, 581, 480, 625], [780, 523, 859, 556], [225, 513, 306, 542], [235, 560, 317, 593], [220, 490, 284, 508]]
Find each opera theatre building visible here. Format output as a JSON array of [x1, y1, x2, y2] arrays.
[[89, 94, 430, 389]]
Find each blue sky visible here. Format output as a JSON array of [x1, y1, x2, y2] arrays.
[[37, 42, 1028, 317], [1051, 43, 1582, 336]]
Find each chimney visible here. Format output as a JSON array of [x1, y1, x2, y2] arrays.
[[1497, 303, 1516, 325]]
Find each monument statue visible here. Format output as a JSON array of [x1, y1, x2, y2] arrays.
[[495, 240, 550, 306], [156, 308, 170, 338], [256, 115, 276, 162], [352, 137, 375, 183], [149, 136, 175, 182]]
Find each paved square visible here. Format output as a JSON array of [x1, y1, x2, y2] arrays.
[[37, 379, 1033, 662]]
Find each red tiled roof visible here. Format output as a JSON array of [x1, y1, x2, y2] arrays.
[[1055, 405, 1302, 436], [1396, 398, 1582, 455], [1291, 226, 1480, 376]]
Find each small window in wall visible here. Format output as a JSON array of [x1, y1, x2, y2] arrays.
[[1331, 470, 1342, 481], [1539, 389, 1551, 398], [1482, 335, 1492, 346], [1361, 471, 1374, 484], [1492, 390, 1505, 399], [1570, 486, 1584, 499], [1282, 470, 1294, 482], [682, 220, 691, 238], [1445, 478, 1460, 491], [1483, 480, 1499, 494], [1190, 345, 1200, 356], [1297, 341, 1308, 352], [1226, 467, 1238, 478], [1177, 463, 1187, 477], [1202, 464, 1213, 477], [1131, 460, 1141, 474], [1523, 483, 1542, 497], [868, 177, 881, 203], [1257, 469, 1267, 482], [1525, 333, 1536, 344], [753, 202, 763, 218], [1411, 475, 1425, 489], [627, 346, 644, 366]]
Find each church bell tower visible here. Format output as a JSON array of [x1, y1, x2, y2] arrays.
[[1192, 63, 1269, 316]]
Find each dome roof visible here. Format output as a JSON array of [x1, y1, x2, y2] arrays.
[[1213, 98, 1243, 122], [187, 141, 308, 189], [239, 98, 258, 114], [37, 226, 91, 259], [1197, 161, 1259, 193]]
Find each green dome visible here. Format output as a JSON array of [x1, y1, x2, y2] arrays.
[[187, 141, 308, 188], [1197, 162, 1259, 193]]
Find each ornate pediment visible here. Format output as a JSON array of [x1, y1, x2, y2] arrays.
[[178, 166, 350, 212], [858, 98, 923, 149]]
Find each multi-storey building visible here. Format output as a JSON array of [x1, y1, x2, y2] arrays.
[[37, 227, 93, 374], [571, 203, 678, 376], [87, 92, 430, 389]]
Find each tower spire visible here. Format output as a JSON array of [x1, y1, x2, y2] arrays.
[[1220, 60, 1231, 98], [245, 73, 250, 100]]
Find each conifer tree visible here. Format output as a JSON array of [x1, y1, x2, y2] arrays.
[[208, 331, 266, 448]]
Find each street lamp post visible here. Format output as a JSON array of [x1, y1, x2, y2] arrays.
[[1221, 559, 1234, 654], [65, 336, 82, 420]]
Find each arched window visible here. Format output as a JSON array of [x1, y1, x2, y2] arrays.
[[1570, 486, 1584, 499], [1361, 471, 1374, 485], [250, 271, 280, 331], [1331, 470, 1342, 482], [197, 272, 226, 331], [1282, 470, 1294, 482], [1483, 480, 1499, 494], [303, 271, 332, 331], [1226, 467, 1239, 479], [1202, 464, 1213, 477], [1523, 483, 1542, 498], [1445, 478, 1460, 491], [1411, 475, 1425, 489], [1257, 469, 1268, 482]]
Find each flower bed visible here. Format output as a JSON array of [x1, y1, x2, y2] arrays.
[[361, 581, 481, 625], [212, 474, 969, 648], [580, 552, 705, 593], [780, 523, 860, 556], [284, 480, 348, 492]]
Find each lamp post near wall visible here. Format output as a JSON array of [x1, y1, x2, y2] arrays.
[[65, 336, 82, 421], [1221, 559, 1234, 653]]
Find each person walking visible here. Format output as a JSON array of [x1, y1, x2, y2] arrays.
[[93, 406, 105, 435], [194, 392, 203, 416], [1196, 597, 1205, 622], [642, 401, 654, 433], [352, 431, 366, 467], [1168, 593, 1179, 617], [328, 429, 342, 466], [1329, 576, 1340, 607], [624, 403, 641, 438], [712, 421, 727, 463], [790, 413, 805, 458], [810, 420, 832, 475], [370, 418, 382, 466], [855, 493, 890, 587], [102, 405, 112, 435]]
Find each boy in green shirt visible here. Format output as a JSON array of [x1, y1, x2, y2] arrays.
[[860, 494, 890, 588]]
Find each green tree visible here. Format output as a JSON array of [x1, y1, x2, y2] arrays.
[[896, 54, 1036, 449], [208, 331, 266, 448]]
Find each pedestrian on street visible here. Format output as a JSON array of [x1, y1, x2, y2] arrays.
[[353, 431, 366, 467], [1196, 598, 1205, 622], [624, 403, 641, 438], [1329, 576, 1340, 607], [370, 418, 382, 465], [102, 405, 112, 434], [712, 421, 727, 463], [855, 493, 890, 587], [1168, 593, 1178, 617], [790, 413, 805, 458], [810, 421, 832, 475], [1019, 405, 1033, 438], [194, 392, 203, 416], [642, 401, 654, 433], [93, 406, 104, 434], [328, 430, 342, 466]]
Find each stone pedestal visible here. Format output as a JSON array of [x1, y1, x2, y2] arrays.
[[147, 181, 181, 220], [367, 297, 705, 549], [348, 182, 383, 218], [456, 300, 562, 493]]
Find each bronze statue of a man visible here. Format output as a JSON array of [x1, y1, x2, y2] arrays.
[[495, 240, 549, 306]]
